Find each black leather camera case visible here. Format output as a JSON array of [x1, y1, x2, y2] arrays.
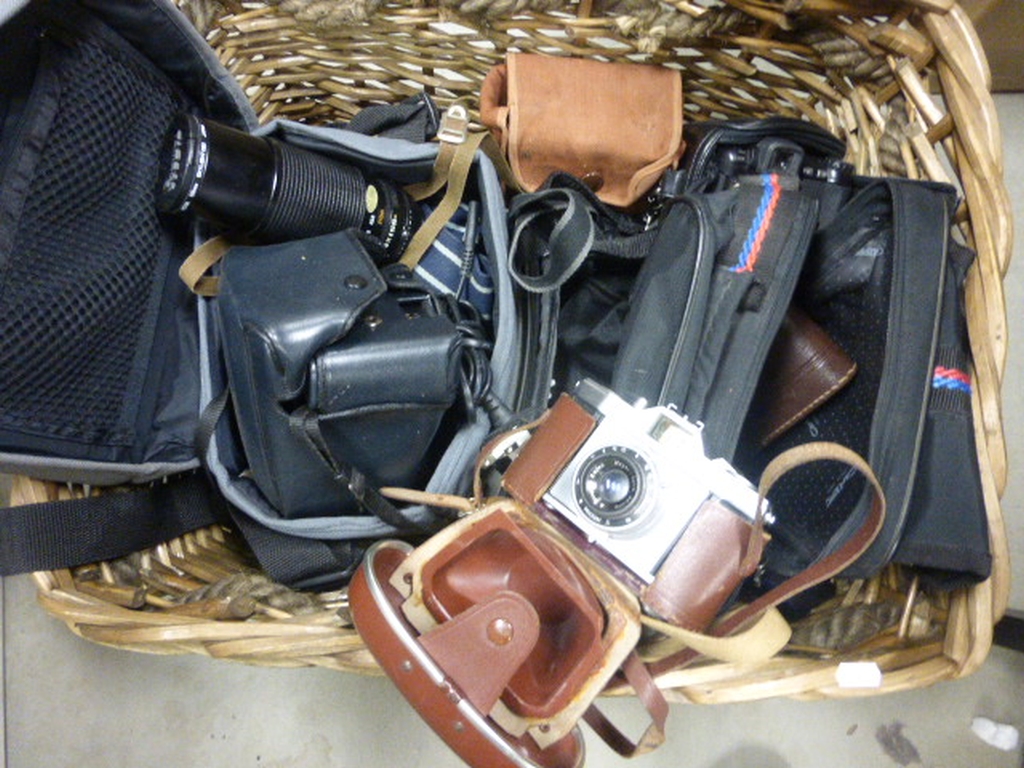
[[216, 228, 459, 519]]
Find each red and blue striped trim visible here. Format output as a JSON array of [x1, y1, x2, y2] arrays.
[[731, 173, 782, 273], [933, 365, 971, 394]]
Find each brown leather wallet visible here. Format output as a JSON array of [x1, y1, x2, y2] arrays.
[[751, 306, 858, 446], [480, 54, 685, 208]]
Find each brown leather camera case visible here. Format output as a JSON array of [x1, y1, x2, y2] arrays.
[[480, 54, 685, 207]]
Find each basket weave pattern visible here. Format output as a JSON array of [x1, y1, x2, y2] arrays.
[[22, 0, 1012, 703]]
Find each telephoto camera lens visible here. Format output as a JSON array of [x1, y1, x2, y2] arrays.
[[156, 113, 421, 262]]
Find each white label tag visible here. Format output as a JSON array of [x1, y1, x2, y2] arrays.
[[835, 661, 883, 688]]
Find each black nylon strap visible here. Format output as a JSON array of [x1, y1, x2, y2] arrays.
[[507, 177, 656, 294], [225, 505, 364, 591], [195, 387, 230, 461], [0, 471, 225, 575]]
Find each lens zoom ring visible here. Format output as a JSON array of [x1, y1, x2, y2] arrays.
[[258, 145, 366, 240]]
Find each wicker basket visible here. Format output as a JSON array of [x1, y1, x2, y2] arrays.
[[15, 0, 1012, 704]]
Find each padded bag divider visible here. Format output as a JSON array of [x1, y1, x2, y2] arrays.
[[0, 0, 255, 484]]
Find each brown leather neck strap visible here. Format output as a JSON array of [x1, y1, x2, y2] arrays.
[[583, 651, 668, 757], [648, 441, 886, 678]]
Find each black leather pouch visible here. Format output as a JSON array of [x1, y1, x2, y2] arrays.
[[215, 229, 460, 519], [307, 291, 462, 495]]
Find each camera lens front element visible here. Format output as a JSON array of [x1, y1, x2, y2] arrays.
[[574, 446, 649, 528]]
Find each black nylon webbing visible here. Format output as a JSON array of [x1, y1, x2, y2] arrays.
[[0, 471, 225, 575], [226, 506, 364, 591]]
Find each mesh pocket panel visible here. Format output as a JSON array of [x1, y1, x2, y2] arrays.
[[0, 26, 186, 452]]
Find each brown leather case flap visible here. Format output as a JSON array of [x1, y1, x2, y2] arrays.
[[418, 510, 605, 721], [501, 394, 596, 505], [642, 499, 760, 631], [480, 54, 684, 207], [392, 501, 641, 748], [349, 541, 587, 768]]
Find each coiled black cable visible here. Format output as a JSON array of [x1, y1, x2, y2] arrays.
[[436, 294, 514, 429]]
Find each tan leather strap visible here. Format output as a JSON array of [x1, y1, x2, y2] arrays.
[[583, 651, 667, 757], [639, 605, 791, 664], [649, 441, 886, 678], [400, 104, 519, 270], [178, 235, 232, 296]]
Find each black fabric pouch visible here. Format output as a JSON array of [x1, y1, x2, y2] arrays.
[[735, 178, 964, 580], [613, 175, 819, 461], [610, 117, 844, 461]]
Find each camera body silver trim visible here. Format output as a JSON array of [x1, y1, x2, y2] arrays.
[[543, 380, 765, 584]]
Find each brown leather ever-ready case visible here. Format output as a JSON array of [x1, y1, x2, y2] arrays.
[[349, 500, 648, 768], [480, 53, 685, 208]]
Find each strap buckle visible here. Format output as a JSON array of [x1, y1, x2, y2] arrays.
[[437, 103, 470, 145]]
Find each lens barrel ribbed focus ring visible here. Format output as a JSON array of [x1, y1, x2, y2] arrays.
[[257, 143, 367, 241]]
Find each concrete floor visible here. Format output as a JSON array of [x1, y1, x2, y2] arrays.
[[2, 96, 1023, 768]]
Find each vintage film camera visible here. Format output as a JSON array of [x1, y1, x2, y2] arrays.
[[503, 379, 769, 630]]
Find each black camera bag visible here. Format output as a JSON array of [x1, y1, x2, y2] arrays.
[[735, 177, 991, 588], [0, 0, 255, 573], [180, 117, 537, 588], [0, 0, 541, 589], [507, 118, 990, 588]]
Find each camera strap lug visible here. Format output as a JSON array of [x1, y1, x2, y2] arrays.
[[437, 102, 470, 145]]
